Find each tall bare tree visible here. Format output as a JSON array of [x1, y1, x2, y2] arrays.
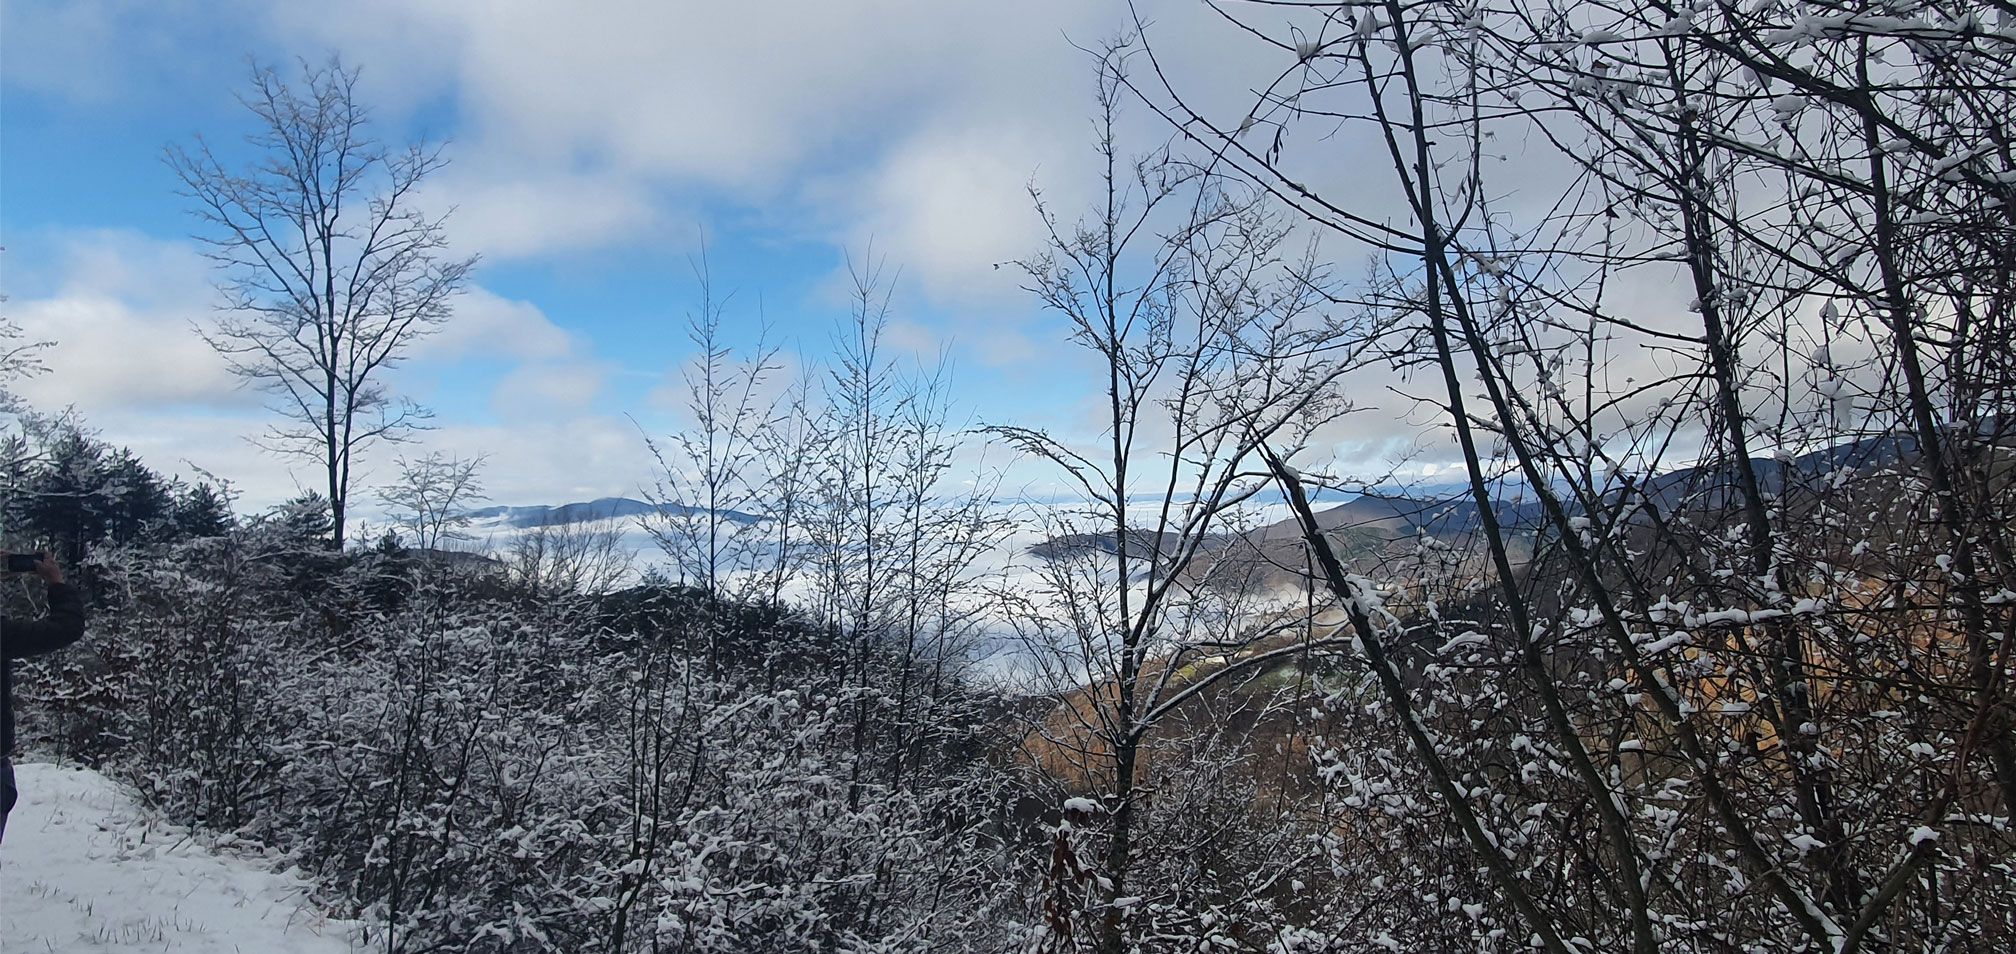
[[998, 43, 1366, 954], [642, 246, 786, 607], [170, 56, 474, 548]]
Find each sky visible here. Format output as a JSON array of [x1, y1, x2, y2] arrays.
[[0, 0, 1488, 524]]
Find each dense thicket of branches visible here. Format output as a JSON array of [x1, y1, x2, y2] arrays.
[[9, 479, 1028, 953], [1114, 1, 2016, 951]]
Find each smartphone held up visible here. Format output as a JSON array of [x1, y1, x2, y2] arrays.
[[6, 552, 47, 574]]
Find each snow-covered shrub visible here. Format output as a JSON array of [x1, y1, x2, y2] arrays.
[[17, 526, 1019, 953]]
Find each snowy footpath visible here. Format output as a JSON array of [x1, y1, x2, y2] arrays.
[[1, 762, 361, 952]]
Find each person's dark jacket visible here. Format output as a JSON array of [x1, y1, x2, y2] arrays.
[[2, 582, 87, 754]]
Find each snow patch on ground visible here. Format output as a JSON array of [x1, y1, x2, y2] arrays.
[[1, 762, 361, 952]]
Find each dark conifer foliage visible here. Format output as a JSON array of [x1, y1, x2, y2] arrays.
[[172, 482, 234, 538], [3, 419, 231, 572]]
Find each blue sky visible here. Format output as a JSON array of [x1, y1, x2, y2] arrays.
[[3, 0, 1441, 519]]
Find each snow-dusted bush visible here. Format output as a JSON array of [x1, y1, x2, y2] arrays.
[[17, 527, 1020, 953]]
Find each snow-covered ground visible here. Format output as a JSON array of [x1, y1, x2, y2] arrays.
[[1, 762, 361, 953]]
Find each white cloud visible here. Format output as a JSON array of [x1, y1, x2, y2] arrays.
[[970, 322, 1042, 369], [8, 294, 244, 410], [877, 317, 944, 363], [89, 410, 321, 510], [415, 286, 617, 422], [0, 0, 228, 103], [490, 359, 613, 419], [37, 228, 216, 306], [847, 124, 1056, 305], [416, 169, 668, 260], [251, 0, 1160, 275], [6, 231, 247, 412], [14, 0, 1345, 318], [418, 286, 577, 362], [22, 0, 1306, 332]]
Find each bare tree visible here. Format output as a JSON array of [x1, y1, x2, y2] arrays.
[[376, 451, 486, 553], [169, 56, 475, 549], [796, 254, 1008, 799], [0, 315, 51, 415], [503, 518, 635, 600], [997, 43, 1365, 954], [642, 246, 785, 606]]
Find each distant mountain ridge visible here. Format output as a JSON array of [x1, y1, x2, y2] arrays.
[[1025, 434, 1930, 591], [465, 496, 761, 529]]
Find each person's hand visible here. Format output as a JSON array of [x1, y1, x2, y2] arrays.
[[4, 550, 64, 585]]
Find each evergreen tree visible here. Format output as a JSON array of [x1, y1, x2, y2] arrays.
[[14, 430, 112, 566], [272, 492, 335, 546], [172, 482, 234, 538], [102, 450, 172, 546]]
